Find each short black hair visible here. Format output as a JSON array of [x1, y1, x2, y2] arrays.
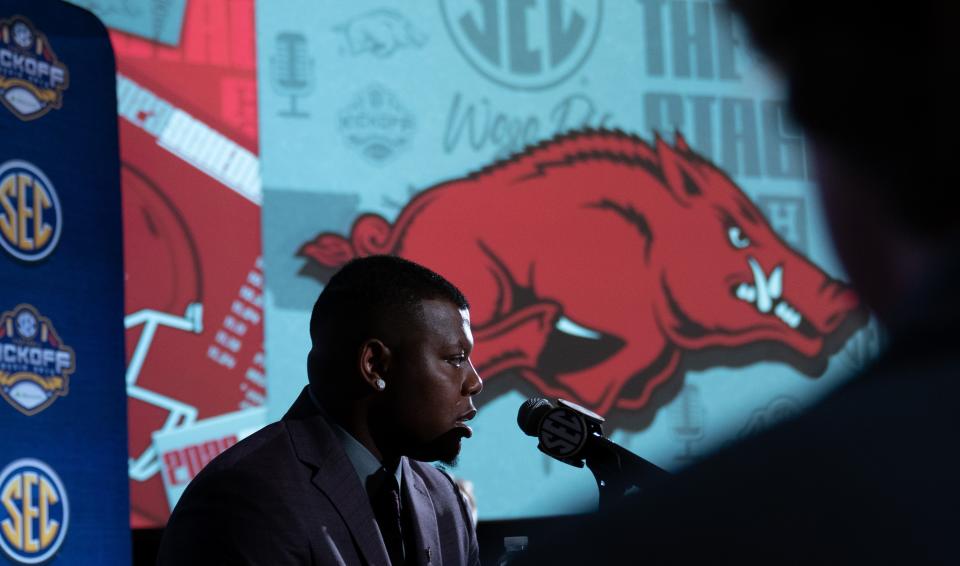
[[727, 0, 949, 233], [307, 255, 468, 389]]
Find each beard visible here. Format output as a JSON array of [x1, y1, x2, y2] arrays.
[[407, 428, 466, 465]]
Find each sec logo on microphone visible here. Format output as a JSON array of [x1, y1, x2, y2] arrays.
[[0, 459, 70, 565]]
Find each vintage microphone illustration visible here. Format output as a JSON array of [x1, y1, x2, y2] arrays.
[[271, 32, 314, 117]]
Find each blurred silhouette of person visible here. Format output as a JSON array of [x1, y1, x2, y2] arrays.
[[158, 256, 483, 565], [515, 1, 954, 563]]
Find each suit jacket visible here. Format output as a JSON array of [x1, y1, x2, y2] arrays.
[[157, 387, 480, 566]]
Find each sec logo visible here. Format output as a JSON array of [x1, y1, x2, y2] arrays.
[[0, 16, 70, 121], [0, 459, 69, 564], [0, 304, 75, 416], [440, 0, 602, 90], [0, 160, 62, 262]]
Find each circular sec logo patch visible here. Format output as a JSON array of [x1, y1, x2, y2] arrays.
[[0, 160, 62, 262], [440, 0, 602, 90], [0, 459, 69, 564]]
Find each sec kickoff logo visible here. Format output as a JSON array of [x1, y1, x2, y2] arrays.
[[0, 16, 69, 121], [0, 304, 75, 416], [338, 83, 416, 163], [0, 459, 69, 564], [0, 160, 62, 262], [440, 0, 602, 90]]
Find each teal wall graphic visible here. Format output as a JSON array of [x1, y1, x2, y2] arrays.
[[256, 0, 881, 519]]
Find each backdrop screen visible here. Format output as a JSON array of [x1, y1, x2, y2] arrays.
[[256, 0, 881, 520], [73, 0, 882, 526]]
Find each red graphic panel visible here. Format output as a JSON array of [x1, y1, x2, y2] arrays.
[[300, 131, 865, 423], [110, 0, 257, 147], [121, 116, 263, 527], [109, 0, 262, 528]]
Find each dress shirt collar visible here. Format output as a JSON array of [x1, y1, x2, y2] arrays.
[[308, 385, 403, 494]]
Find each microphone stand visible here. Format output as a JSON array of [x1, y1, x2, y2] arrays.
[[527, 398, 672, 512], [582, 434, 671, 511]]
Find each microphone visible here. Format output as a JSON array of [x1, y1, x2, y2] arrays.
[[271, 32, 314, 117], [518, 398, 670, 508]]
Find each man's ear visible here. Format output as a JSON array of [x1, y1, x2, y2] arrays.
[[358, 339, 391, 391]]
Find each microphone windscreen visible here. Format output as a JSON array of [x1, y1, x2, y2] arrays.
[[517, 398, 554, 437]]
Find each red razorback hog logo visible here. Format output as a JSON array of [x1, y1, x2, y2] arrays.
[[299, 130, 865, 421]]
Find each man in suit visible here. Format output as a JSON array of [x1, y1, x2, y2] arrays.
[[515, 1, 955, 563], [158, 256, 483, 565]]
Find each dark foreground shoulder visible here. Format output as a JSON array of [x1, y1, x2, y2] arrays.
[[515, 354, 960, 565]]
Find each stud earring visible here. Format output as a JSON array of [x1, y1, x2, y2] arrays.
[[375, 378, 386, 391]]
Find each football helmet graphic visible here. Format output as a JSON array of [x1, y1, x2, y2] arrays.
[[122, 163, 203, 483]]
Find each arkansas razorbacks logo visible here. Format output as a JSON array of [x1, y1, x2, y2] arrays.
[[298, 130, 865, 424]]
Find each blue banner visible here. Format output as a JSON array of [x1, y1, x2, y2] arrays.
[[1, 1, 129, 563]]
